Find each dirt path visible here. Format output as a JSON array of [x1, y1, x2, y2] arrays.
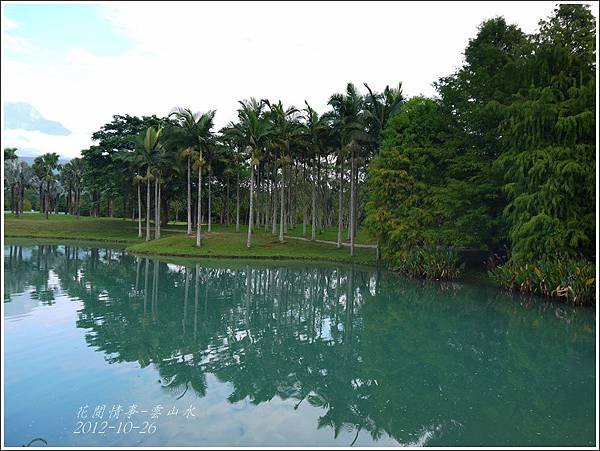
[[133, 226, 378, 249], [283, 235, 377, 249]]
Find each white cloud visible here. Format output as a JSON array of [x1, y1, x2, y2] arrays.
[[3, 1, 594, 159], [1, 12, 31, 53], [2, 128, 90, 159]]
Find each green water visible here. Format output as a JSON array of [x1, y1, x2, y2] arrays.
[[3, 243, 596, 447]]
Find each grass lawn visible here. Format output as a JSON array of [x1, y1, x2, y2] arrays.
[[4, 213, 154, 243], [4, 213, 377, 265], [128, 233, 376, 265]]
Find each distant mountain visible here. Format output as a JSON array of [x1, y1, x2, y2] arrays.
[[15, 155, 71, 166], [4, 102, 71, 136]]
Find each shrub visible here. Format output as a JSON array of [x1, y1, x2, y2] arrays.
[[392, 247, 464, 280], [489, 257, 595, 305]]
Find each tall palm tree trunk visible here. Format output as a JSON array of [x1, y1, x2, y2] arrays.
[[272, 164, 278, 235], [45, 182, 49, 219], [226, 176, 230, 225], [264, 167, 270, 232], [350, 147, 355, 257], [247, 159, 255, 248], [76, 188, 81, 220], [255, 165, 261, 228], [208, 167, 212, 232], [137, 183, 142, 238], [311, 162, 317, 241], [146, 172, 151, 241], [157, 176, 161, 239], [196, 166, 202, 247], [279, 164, 285, 242], [272, 184, 278, 235], [155, 175, 159, 239], [10, 185, 15, 215], [19, 183, 24, 216], [337, 153, 344, 248], [187, 155, 192, 235]]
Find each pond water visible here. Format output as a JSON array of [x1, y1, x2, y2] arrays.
[[3, 243, 596, 447]]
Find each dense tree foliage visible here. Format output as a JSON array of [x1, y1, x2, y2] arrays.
[[365, 4, 595, 299], [496, 5, 596, 264]]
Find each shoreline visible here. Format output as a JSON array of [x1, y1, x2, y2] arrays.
[[6, 234, 595, 309], [3, 233, 379, 267]]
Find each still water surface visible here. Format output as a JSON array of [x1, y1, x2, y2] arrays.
[[4, 243, 596, 446]]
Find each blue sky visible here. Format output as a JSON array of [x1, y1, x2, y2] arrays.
[[4, 4, 132, 62], [3, 1, 594, 159]]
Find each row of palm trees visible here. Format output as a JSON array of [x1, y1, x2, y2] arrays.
[[6, 82, 403, 256], [120, 83, 403, 255], [5, 147, 87, 220]]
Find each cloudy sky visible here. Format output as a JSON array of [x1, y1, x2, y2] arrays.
[[1, 1, 594, 159]]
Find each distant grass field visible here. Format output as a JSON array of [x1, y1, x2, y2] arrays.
[[128, 233, 376, 265], [4, 213, 147, 243], [4, 213, 377, 265]]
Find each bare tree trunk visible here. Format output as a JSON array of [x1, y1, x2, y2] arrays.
[[207, 167, 212, 232], [137, 183, 142, 237], [247, 159, 255, 248], [226, 176, 230, 225], [350, 146, 355, 257], [14, 184, 19, 216], [287, 162, 292, 231], [187, 155, 192, 235], [337, 152, 343, 248], [45, 182, 49, 219], [311, 162, 317, 241], [353, 162, 359, 241], [18, 183, 24, 217], [272, 164, 277, 235], [236, 170, 240, 232]]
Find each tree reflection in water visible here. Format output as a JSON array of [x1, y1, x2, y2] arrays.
[[4, 244, 596, 446]]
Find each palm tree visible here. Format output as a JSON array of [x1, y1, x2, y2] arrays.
[[363, 82, 404, 147], [33, 153, 60, 219], [220, 130, 245, 233], [194, 151, 207, 247], [230, 98, 271, 247], [168, 108, 216, 237], [328, 83, 368, 256], [59, 161, 74, 215], [69, 158, 85, 219], [133, 175, 144, 237], [138, 126, 163, 240], [246, 146, 257, 248], [14, 160, 33, 216], [303, 102, 329, 242], [264, 100, 300, 243], [4, 148, 19, 215]]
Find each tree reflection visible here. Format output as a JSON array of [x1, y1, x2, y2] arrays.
[[3, 244, 596, 446]]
